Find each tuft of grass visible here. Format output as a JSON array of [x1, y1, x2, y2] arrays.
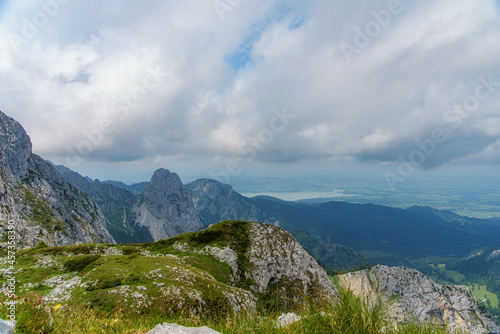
[[63, 254, 101, 272], [22, 187, 66, 232], [2, 289, 465, 334], [1, 233, 469, 334], [329, 286, 386, 333], [13, 293, 53, 334]]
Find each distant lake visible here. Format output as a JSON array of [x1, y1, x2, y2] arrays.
[[241, 190, 355, 201]]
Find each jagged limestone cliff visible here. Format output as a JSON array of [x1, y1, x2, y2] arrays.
[[0, 111, 114, 248], [338, 265, 499, 334], [186, 179, 278, 226], [57, 166, 205, 243], [133, 169, 204, 241]]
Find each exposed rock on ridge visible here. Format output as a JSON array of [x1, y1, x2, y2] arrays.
[[134, 169, 204, 240], [338, 265, 499, 334], [173, 221, 337, 309], [186, 179, 279, 226], [487, 250, 500, 262], [4, 220, 336, 322], [0, 111, 114, 247], [245, 223, 336, 300]]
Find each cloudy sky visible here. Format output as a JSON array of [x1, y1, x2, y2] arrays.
[[0, 0, 499, 187]]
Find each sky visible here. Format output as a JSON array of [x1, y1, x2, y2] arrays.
[[0, 0, 499, 188]]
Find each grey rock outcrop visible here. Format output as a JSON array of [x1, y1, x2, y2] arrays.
[[186, 179, 278, 226], [147, 323, 221, 334], [486, 250, 500, 262], [245, 223, 336, 300], [338, 265, 499, 334], [277, 312, 301, 328], [0, 318, 15, 334], [172, 221, 337, 309], [0, 111, 114, 248], [133, 169, 204, 240]]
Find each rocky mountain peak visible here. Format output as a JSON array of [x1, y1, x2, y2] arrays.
[[189, 178, 234, 196], [172, 221, 337, 309], [143, 168, 184, 200], [142, 169, 192, 217], [0, 111, 114, 247], [0, 111, 32, 179], [133, 168, 204, 240], [186, 178, 278, 226]]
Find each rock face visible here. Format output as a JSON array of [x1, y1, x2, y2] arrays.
[[487, 249, 500, 262], [338, 265, 499, 334], [57, 166, 206, 243], [186, 179, 278, 226], [0, 111, 114, 248], [147, 323, 221, 334], [245, 223, 336, 299], [134, 169, 204, 241], [55, 165, 152, 243], [173, 221, 337, 309]]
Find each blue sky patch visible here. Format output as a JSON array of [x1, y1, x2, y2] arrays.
[[0, 0, 10, 18], [225, 3, 309, 72]]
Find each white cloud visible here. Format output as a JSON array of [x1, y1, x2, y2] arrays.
[[0, 0, 499, 180]]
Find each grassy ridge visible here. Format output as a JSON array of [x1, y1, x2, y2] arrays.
[[0, 222, 477, 333], [2, 285, 460, 334]]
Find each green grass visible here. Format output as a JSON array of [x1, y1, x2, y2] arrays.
[[469, 284, 499, 309], [22, 187, 67, 232], [426, 264, 466, 285], [0, 222, 472, 334], [436, 264, 466, 283], [1, 285, 462, 334]]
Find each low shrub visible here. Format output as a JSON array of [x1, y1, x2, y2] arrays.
[[63, 254, 101, 272]]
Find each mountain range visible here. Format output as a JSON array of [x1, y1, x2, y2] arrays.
[[0, 111, 113, 248], [1, 110, 499, 332], [55, 164, 366, 271], [2, 110, 499, 272]]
